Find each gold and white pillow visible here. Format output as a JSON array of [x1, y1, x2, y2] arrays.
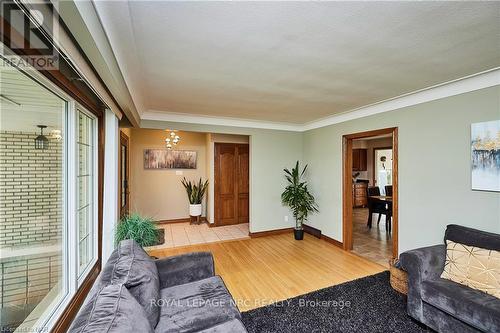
[[441, 240, 500, 298]]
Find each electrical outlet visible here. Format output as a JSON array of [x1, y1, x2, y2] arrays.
[[284, 215, 289, 222], [176, 170, 183, 175]]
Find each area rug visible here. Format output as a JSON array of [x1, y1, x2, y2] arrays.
[[241, 271, 432, 333]]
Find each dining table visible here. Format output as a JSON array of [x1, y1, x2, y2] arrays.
[[369, 195, 393, 203], [367, 195, 393, 230]]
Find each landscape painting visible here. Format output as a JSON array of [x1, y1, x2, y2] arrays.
[[144, 149, 197, 169], [471, 120, 500, 192]]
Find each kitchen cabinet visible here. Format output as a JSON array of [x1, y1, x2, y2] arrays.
[[352, 149, 367, 171]]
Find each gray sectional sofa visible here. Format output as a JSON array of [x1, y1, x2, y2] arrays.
[[400, 225, 500, 333], [69, 239, 247, 332]]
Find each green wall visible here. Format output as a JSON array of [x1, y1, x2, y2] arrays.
[[303, 86, 500, 254], [140, 120, 303, 233], [141, 86, 499, 252]]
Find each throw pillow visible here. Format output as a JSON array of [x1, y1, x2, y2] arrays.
[[441, 240, 500, 298]]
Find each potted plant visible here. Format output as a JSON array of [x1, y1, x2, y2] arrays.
[[281, 161, 319, 240], [181, 177, 209, 219], [115, 213, 160, 247]]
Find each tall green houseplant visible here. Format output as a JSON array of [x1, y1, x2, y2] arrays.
[[281, 161, 319, 240]]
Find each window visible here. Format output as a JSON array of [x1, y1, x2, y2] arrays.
[[0, 61, 99, 331], [77, 110, 97, 278], [374, 148, 393, 195]]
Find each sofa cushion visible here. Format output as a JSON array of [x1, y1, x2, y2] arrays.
[[68, 284, 154, 333], [445, 224, 500, 251], [441, 240, 500, 298], [422, 278, 500, 332], [195, 319, 247, 333], [89, 239, 160, 328], [155, 276, 241, 333], [110, 239, 160, 328]]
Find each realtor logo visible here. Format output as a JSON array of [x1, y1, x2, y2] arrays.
[[0, 0, 59, 70]]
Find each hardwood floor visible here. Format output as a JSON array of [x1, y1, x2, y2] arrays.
[[148, 233, 385, 311], [352, 208, 393, 267]]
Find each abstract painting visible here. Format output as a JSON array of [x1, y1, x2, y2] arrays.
[[144, 149, 197, 169], [471, 120, 500, 192]]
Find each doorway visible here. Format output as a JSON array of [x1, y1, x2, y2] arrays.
[[343, 128, 398, 264], [214, 143, 249, 226], [119, 131, 130, 218]]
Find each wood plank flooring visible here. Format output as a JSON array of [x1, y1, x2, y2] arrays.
[[148, 233, 385, 311]]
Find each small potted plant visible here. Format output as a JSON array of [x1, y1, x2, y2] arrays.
[[115, 213, 160, 247], [181, 177, 209, 222], [281, 161, 319, 240]]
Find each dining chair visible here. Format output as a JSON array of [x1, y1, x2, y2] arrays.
[[367, 186, 391, 231], [385, 185, 393, 196]]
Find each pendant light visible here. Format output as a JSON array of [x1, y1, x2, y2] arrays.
[[34, 125, 49, 150], [165, 130, 181, 150]]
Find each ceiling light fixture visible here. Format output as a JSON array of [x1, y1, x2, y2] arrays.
[[35, 125, 49, 150], [165, 130, 181, 150]]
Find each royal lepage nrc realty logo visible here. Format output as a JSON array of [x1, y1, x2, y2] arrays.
[[1, 0, 59, 70]]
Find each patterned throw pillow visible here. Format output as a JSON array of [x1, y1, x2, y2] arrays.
[[441, 240, 500, 298]]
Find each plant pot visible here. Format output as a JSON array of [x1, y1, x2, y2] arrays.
[[294, 229, 304, 240], [189, 204, 202, 216]]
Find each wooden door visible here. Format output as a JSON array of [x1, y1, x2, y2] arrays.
[[215, 143, 249, 226], [119, 132, 130, 217]]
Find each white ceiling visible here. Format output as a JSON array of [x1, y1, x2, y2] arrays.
[[0, 64, 64, 132], [94, 1, 500, 125]]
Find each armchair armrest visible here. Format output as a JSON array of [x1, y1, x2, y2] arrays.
[[155, 252, 215, 289], [400, 244, 446, 281], [399, 244, 446, 320]]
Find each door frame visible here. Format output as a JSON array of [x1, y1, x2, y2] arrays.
[[342, 127, 399, 258], [119, 131, 130, 218]]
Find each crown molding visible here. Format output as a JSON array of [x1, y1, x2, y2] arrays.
[[302, 68, 500, 131], [141, 68, 500, 132], [141, 110, 304, 132]]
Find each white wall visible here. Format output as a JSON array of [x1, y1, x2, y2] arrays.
[[304, 86, 500, 254]]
